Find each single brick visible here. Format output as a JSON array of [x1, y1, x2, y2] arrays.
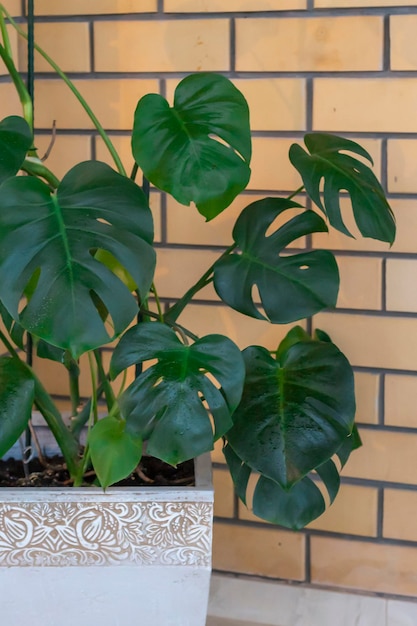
[[2, 0, 20, 15], [165, 0, 307, 11], [388, 139, 417, 194], [154, 248, 219, 301], [336, 256, 382, 311], [386, 259, 417, 313], [391, 15, 417, 71], [248, 137, 303, 191], [31, 0, 157, 15], [18, 22, 91, 73], [314, 78, 417, 133], [94, 20, 230, 72], [354, 372, 380, 425], [213, 521, 305, 580], [385, 374, 417, 429], [236, 16, 383, 72], [384, 489, 417, 542], [311, 536, 417, 596], [316, 0, 417, 5], [213, 469, 235, 519], [343, 429, 417, 486]]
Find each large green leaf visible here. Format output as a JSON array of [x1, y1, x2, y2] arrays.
[[289, 133, 396, 244], [88, 416, 143, 489], [132, 73, 251, 220], [0, 116, 32, 184], [213, 198, 339, 323], [226, 326, 355, 489], [0, 161, 155, 358], [110, 322, 245, 465], [0, 357, 35, 458]]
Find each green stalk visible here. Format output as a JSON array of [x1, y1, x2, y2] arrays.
[[68, 360, 80, 417], [287, 185, 305, 201], [87, 352, 98, 425], [0, 7, 12, 57], [150, 283, 164, 322], [22, 157, 60, 189], [0, 42, 33, 128], [0, 328, 20, 358], [0, 6, 126, 177], [165, 243, 237, 323], [94, 350, 116, 410], [33, 379, 81, 478]]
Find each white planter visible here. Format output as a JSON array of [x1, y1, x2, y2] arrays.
[[0, 453, 213, 626]]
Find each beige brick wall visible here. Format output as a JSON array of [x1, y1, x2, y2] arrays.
[[4, 0, 417, 600]]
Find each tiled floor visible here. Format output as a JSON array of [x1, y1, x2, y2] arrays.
[[207, 574, 417, 625], [207, 619, 271, 626]]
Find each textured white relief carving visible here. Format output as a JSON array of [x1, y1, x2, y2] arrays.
[[0, 500, 212, 567]]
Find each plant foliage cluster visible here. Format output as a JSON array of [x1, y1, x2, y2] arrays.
[[0, 6, 395, 528]]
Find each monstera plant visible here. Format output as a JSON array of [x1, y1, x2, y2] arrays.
[[0, 6, 395, 529]]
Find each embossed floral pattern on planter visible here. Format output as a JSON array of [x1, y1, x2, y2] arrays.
[[0, 500, 212, 567]]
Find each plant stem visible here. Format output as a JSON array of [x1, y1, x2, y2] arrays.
[[0, 6, 126, 177], [94, 349, 116, 410], [0, 42, 33, 128], [0, 328, 20, 358], [165, 243, 237, 323], [68, 360, 80, 417], [87, 352, 98, 425], [287, 185, 305, 201], [0, 6, 12, 57], [33, 378, 81, 478], [22, 156, 60, 188]]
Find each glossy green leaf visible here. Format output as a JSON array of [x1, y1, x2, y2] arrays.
[[0, 357, 35, 457], [253, 474, 326, 529], [289, 133, 396, 244], [132, 73, 251, 220], [88, 416, 143, 489], [226, 327, 355, 489], [224, 441, 348, 529], [0, 116, 32, 184], [111, 322, 245, 465], [213, 198, 339, 323], [223, 443, 251, 506], [337, 424, 362, 467], [0, 161, 155, 358]]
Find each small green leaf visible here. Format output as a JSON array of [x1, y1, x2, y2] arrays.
[[88, 416, 143, 489], [226, 329, 355, 489], [0, 116, 32, 184], [213, 198, 339, 323], [132, 73, 251, 220], [289, 133, 396, 244], [111, 322, 245, 466], [0, 357, 35, 457]]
